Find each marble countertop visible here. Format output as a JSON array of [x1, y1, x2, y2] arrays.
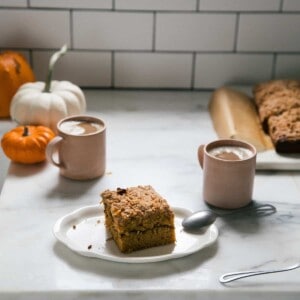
[[0, 90, 300, 299]]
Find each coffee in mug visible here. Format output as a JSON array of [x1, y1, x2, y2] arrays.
[[198, 139, 256, 209], [46, 115, 106, 180], [208, 146, 253, 161], [59, 120, 104, 135]]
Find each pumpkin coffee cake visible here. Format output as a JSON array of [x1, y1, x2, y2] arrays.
[[253, 79, 300, 153], [100, 185, 175, 253]]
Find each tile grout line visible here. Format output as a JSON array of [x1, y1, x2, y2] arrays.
[[271, 53, 277, 79], [279, 0, 284, 11], [70, 9, 73, 49], [152, 12, 156, 51], [191, 53, 196, 89], [111, 51, 115, 88], [233, 12, 240, 52]]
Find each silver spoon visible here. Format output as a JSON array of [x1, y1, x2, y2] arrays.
[[219, 263, 300, 283], [182, 203, 276, 230]]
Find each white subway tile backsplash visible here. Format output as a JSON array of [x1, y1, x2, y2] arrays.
[[0, 0, 27, 7], [275, 54, 300, 78], [0, 3, 299, 89], [156, 13, 236, 51], [200, 0, 281, 11], [115, 0, 197, 11], [0, 10, 70, 48], [73, 11, 153, 50], [238, 14, 300, 52], [194, 54, 273, 88], [33, 51, 111, 87], [282, 0, 300, 11], [29, 0, 112, 9], [115, 52, 192, 88]]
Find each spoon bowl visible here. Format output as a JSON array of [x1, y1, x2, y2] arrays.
[[182, 210, 217, 230]]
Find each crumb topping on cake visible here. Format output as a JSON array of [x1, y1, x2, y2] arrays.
[[268, 108, 300, 141], [100, 185, 176, 253], [253, 79, 300, 106], [102, 185, 172, 217], [253, 79, 300, 153]]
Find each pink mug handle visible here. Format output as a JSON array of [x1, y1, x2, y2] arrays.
[[46, 136, 63, 167], [197, 144, 205, 169]]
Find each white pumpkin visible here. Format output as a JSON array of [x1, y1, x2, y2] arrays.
[[10, 80, 86, 132], [10, 45, 86, 132]]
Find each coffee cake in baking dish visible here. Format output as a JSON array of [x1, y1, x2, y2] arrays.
[[100, 185, 175, 253], [253, 79, 300, 153]]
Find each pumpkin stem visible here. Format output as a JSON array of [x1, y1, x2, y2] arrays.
[[22, 126, 29, 137], [43, 44, 68, 93]]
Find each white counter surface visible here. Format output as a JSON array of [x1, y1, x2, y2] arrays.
[[0, 90, 299, 299]]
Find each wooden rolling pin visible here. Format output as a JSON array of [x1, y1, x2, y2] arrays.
[[209, 87, 274, 152]]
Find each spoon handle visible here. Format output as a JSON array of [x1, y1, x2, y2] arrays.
[[222, 203, 276, 217], [219, 263, 300, 283]]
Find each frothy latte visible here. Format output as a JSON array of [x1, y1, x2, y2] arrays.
[[60, 120, 103, 135], [209, 145, 253, 161]]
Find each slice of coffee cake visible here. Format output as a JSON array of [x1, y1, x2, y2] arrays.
[[101, 185, 175, 253]]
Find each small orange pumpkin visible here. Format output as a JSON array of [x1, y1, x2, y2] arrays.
[[1, 125, 55, 164], [0, 51, 35, 118]]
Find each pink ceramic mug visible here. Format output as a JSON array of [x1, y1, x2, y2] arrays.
[[46, 115, 106, 180], [198, 139, 256, 209]]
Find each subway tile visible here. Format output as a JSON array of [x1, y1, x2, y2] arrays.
[[29, 0, 112, 9], [282, 0, 300, 11], [115, 52, 192, 88], [156, 13, 236, 51], [32, 50, 111, 87], [115, 0, 197, 11], [200, 0, 281, 11], [0, 9, 70, 48], [194, 54, 273, 89], [0, 0, 27, 7], [275, 54, 300, 79], [73, 11, 153, 50], [238, 14, 300, 52]]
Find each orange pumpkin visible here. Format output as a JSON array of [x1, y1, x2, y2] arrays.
[[1, 125, 55, 164], [0, 51, 35, 118]]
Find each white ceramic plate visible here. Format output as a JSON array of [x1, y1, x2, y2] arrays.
[[53, 205, 218, 263]]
